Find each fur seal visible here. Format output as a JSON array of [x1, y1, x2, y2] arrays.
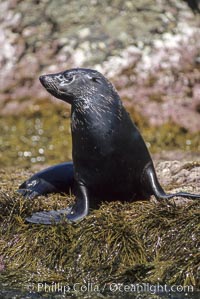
[[18, 68, 200, 224]]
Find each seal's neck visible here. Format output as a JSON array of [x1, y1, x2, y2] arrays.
[[71, 94, 123, 132]]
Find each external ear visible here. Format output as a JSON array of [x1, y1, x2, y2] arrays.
[[92, 77, 101, 83], [86, 74, 101, 84]]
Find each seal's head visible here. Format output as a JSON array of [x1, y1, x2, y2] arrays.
[[39, 68, 116, 105]]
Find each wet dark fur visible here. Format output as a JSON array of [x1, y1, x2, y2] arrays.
[[18, 68, 200, 224]]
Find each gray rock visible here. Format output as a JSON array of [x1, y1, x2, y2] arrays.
[[0, 0, 200, 132]]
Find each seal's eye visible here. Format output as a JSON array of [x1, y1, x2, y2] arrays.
[[63, 74, 74, 83]]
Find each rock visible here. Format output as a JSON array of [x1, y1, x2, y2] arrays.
[[155, 160, 200, 190], [0, 0, 200, 133]]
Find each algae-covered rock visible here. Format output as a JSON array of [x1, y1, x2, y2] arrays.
[[0, 165, 199, 295]]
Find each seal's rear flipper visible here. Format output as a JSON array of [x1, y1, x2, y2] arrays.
[[18, 178, 57, 199], [18, 162, 74, 199], [143, 163, 200, 200], [26, 184, 90, 224]]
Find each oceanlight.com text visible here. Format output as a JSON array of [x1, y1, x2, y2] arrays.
[[27, 282, 194, 294]]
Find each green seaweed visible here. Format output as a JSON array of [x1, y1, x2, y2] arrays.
[[0, 105, 199, 168], [0, 170, 199, 294]]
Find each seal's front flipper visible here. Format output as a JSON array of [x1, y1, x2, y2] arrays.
[[66, 184, 90, 222], [18, 162, 74, 199], [25, 208, 73, 225], [25, 184, 90, 224]]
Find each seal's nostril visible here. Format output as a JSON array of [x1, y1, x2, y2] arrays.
[[39, 75, 45, 83]]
